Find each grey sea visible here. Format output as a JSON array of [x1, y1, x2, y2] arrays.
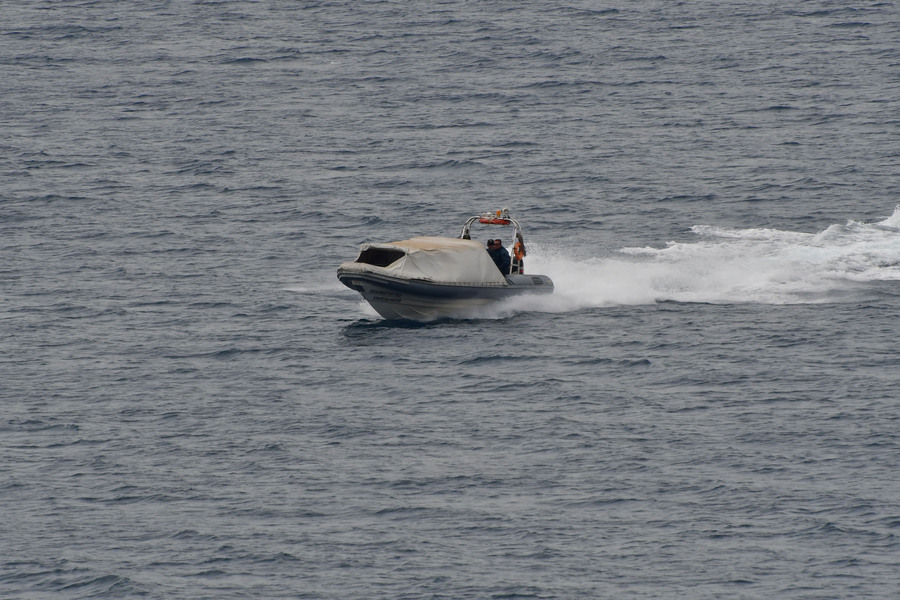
[[3, 1, 900, 598]]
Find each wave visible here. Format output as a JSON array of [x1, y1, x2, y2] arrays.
[[491, 206, 900, 315]]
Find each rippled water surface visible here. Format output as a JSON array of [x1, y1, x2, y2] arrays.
[[3, 1, 900, 598]]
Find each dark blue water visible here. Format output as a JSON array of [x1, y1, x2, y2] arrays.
[[3, 1, 900, 598]]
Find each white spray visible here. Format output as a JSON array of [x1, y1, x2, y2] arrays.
[[494, 206, 900, 316]]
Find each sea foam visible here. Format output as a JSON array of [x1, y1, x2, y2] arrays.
[[498, 206, 900, 315]]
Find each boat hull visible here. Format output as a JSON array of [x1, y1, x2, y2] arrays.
[[337, 268, 553, 321]]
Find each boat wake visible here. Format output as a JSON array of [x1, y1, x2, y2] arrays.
[[481, 206, 900, 317]]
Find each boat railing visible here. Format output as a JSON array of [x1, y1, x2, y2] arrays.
[[459, 209, 522, 242]]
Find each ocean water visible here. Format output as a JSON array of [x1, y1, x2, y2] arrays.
[[3, 1, 900, 598]]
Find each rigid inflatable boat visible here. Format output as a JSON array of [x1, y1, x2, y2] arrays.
[[337, 209, 554, 321]]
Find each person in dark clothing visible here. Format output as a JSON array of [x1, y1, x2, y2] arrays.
[[486, 238, 511, 274]]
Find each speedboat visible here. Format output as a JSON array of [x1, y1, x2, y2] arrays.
[[337, 209, 554, 320]]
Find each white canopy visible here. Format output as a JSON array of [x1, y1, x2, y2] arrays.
[[343, 236, 507, 285]]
